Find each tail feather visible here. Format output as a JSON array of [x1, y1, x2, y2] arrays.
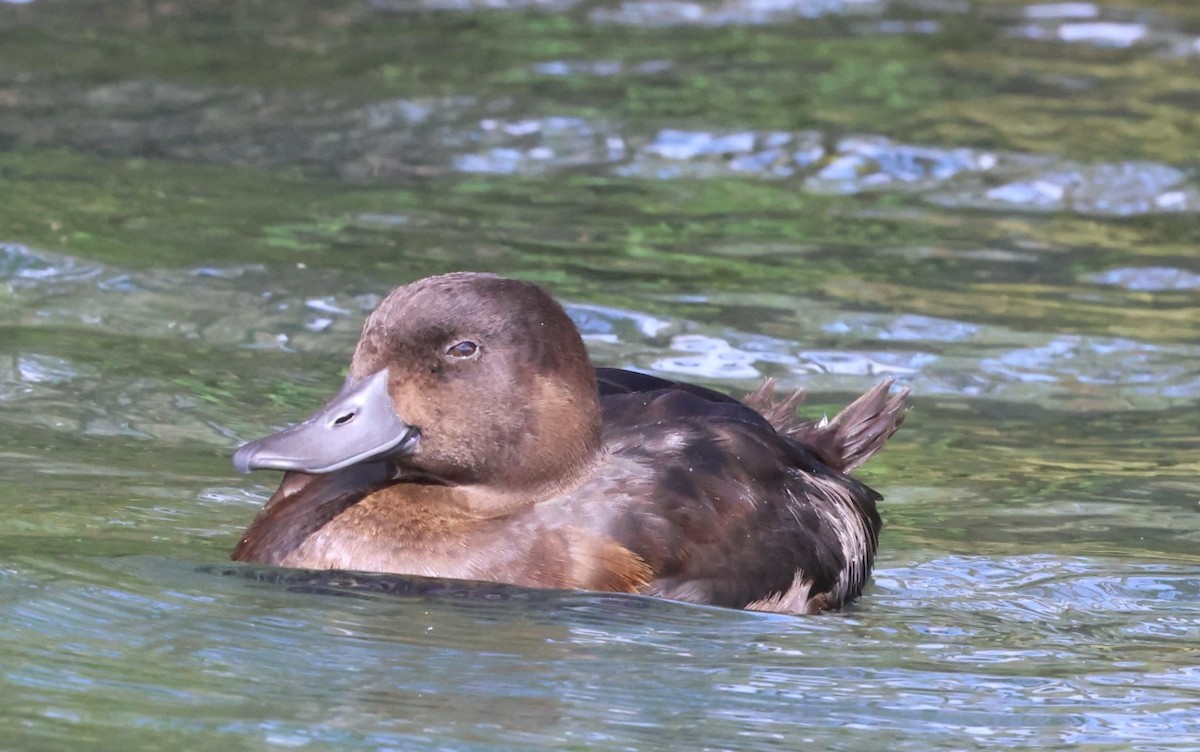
[[744, 378, 909, 473]]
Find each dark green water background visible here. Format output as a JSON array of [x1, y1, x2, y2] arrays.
[[1, 0, 1198, 749]]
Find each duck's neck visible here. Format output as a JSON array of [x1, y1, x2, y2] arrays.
[[454, 448, 604, 518]]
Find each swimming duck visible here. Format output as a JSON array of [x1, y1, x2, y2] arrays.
[[232, 272, 908, 614]]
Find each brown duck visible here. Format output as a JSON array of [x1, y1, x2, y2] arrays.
[[232, 272, 908, 614]]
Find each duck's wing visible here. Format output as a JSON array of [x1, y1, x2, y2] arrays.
[[599, 368, 908, 474], [596, 367, 778, 434], [597, 386, 889, 613], [595, 367, 747, 405]]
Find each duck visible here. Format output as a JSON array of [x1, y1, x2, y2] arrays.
[[231, 272, 908, 614]]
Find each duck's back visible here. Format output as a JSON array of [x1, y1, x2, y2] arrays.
[[561, 370, 907, 613]]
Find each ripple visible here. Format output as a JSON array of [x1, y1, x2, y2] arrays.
[[934, 161, 1200, 216], [1013, 19, 1149, 47], [979, 335, 1200, 392], [5, 248, 1200, 413], [588, 0, 883, 26], [872, 554, 1200, 634], [806, 135, 998, 194], [1009, 5, 1200, 58], [567, 303, 674, 340], [823, 314, 981, 343], [1086, 267, 1200, 292], [652, 334, 790, 379], [797, 350, 929, 376], [618, 128, 822, 179], [0, 247, 378, 356], [450, 120, 1200, 217], [0, 352, 96, 403], [1022, 3, 1099, 20], [1057, 21, 1147, 47], [14, 353, 82, 385], [196, 486, 269, 507], [0, 243, 104, 287], [7, 72, 1200, 216], [530, 59, 673, 77], [453, 116, 621, 175], [373, 0, 581, 10], [446, 124, 1200, 217]]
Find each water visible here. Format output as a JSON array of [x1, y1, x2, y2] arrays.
[[1, 0, 1199, 748]]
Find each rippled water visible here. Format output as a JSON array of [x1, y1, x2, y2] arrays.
[[1, 0, 1198, 749]]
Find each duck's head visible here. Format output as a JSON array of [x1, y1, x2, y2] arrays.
[[234, 272, 602, 498]]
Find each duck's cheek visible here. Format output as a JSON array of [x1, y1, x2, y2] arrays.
[[233, 369, 418, 475]]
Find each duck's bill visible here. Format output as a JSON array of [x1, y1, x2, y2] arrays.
[[233, 370, 418, 474]]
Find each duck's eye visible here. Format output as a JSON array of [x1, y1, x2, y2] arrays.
[[446, 340, 479, 359]]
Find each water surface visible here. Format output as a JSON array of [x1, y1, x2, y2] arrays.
[[1, 0, 1198, 749]]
